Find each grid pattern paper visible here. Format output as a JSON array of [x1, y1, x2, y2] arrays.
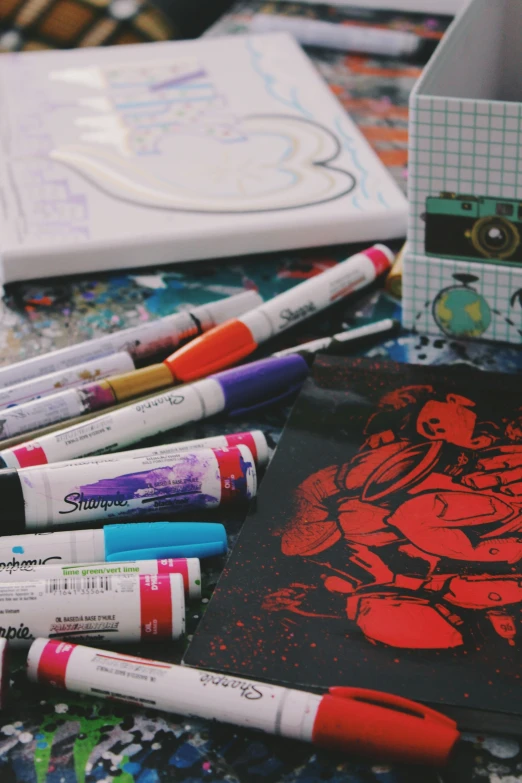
[[404, 0, 522, 343], [408, 97, 522, 258], [402, 252, 522, 343]]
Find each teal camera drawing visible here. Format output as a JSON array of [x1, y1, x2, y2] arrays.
[[425, 193, 522, 265]]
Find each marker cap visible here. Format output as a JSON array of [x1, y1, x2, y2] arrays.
[[186, 558, 202, 599], [165, 319, 256, 382], [0, 470, 26, 534], [213, 355, 309, 417], [157, 557, 202, 599], [170, 574, 186, 639], [312, 687, 459, 766], [226, 430, 269, 469], [365, 244, 395, 277], [103, 522, 228, 561]]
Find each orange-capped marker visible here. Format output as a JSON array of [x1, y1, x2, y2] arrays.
[[165, 244, 394, 382]]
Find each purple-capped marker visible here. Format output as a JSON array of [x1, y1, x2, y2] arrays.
[[0, 356, 310, 468], [212, 354, 310, 417]]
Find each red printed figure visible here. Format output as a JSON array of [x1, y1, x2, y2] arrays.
[[271, 383, 522, 650]]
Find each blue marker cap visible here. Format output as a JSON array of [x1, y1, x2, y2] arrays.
[[213, 354, 309, 417], [103, 522, 228, 561]]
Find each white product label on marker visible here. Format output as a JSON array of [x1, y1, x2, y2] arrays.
[[0, 352, 134, 410], [20, 448, 248, 528], [0, 574, 133, 647], [30, 643, 321, 742], [0, 559, 194, 593], [0, 573, 179, 647], [0, 389, 86, 439], [33, 433, 232, 470], [0, 530, 103, 572], [244, 253, 375, 338], [9, 383, 219, 467]]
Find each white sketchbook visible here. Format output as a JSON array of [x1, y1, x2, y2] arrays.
[[0, 33, 407, 283]]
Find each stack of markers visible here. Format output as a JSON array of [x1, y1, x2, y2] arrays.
[[0, 246, 463, 767], [0, 428, 268, 647], [0, 246, 403, 709]]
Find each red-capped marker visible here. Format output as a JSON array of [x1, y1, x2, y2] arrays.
[[28, 639, 459, 766], [164, 244, 394, 382]]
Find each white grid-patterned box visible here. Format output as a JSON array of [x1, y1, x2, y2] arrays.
[[403, 251, 522, 342], [405, 0, 522, 343]]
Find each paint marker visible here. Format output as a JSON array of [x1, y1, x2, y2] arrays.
[[0, 355, 308, 468], [273, 319, 399, 357], [0, 352, 135, 410], [0, 291, 261, 388], [28, 641, 460, 766], [0, 558, 201, 598], [0, 380, 125, 440], [0, 573, 185, 647], [164, 245, 394, 382], [23, 430, 269, 471], [0, 521, 227, 570], [0, 446, 256, 532]]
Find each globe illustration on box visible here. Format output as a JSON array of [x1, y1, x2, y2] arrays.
[[433, 277, 491, 338]]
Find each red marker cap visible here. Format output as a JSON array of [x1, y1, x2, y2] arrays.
[[312, 687, 459, 766], [365, 244, 394, 277]]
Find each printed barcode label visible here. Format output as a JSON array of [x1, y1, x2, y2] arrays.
[[45, 576, 112, 593]]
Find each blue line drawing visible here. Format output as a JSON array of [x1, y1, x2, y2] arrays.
[[246, 39, 313, 120], [378, 191, 389, 208], [334, 116, 370, 200]]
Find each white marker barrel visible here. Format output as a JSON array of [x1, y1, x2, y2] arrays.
[[0, 292, 261, 388], [1, 379, 226, 468], [0, 352, 134, 410], [23, 429, 269, 471], [14, 445, 256, 530], [0, 558, 201, 599], [28, 641, 321, 741], [0, 573, 185, 647]]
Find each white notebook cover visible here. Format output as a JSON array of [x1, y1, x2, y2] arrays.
[[0, 33, 406, 283]]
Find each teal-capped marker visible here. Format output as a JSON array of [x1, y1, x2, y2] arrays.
[[0, 522, 228, 568], [104, 522, 227, 560]]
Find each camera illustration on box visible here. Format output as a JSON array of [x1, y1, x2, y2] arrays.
[[402, 0, 522, 345], [425, 192, 522, 265]]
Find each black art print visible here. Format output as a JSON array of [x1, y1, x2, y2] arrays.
[[185, 357, 522, 730]]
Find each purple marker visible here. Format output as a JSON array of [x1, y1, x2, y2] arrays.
[[0, 446, 256, 533], [0, 355, 309, 469]]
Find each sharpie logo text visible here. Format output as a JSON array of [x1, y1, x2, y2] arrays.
[[199, 673, 263, 700], [0, 556, 61, 574], [59, 492, 129, 514], [0, 623, 33, 641], [135, 394, 184, 414], [279, 302, 316, 326]]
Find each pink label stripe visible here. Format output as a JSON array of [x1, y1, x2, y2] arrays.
[[214, 447, 248, 504], [37, 640, 74, 688], [157, 558, 189, 592], [13, 443, 48, 468], [139, 575, 172, 640], [225, 432, 258, 462]]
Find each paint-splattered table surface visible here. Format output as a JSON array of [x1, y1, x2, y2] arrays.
[[2, 250, 522, 783], [2, 3, 522, 780]]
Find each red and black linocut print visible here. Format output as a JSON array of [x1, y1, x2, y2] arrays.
[[185, 357, 522, 727]]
